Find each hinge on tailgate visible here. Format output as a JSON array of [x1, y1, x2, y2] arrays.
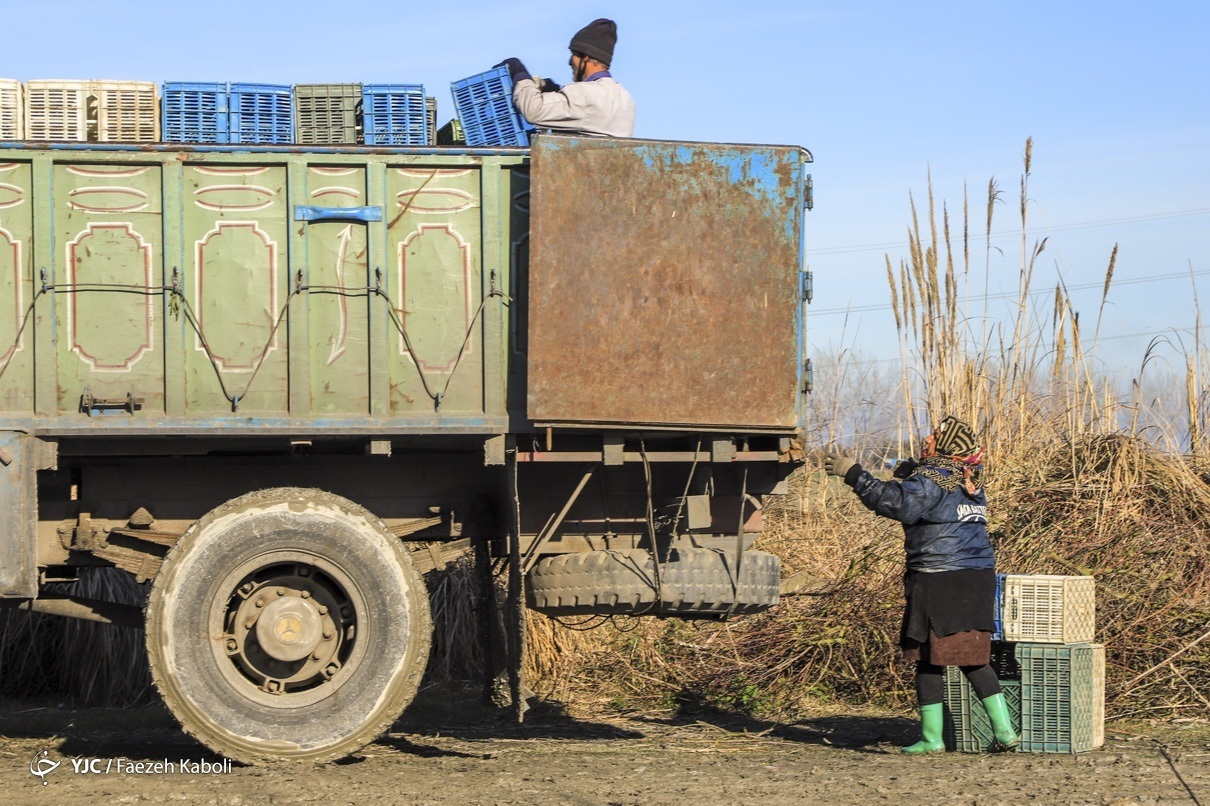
[[803, 358, 814, 394], [801, 271, 813, 303], [804, 174, 814, 211]]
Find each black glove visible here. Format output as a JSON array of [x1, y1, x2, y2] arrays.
[[537, 77, 561, 93], [892, 458, 919, 479], [494, 58, 531, 84]]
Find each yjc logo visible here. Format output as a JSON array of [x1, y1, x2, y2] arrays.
[[29, 750, 60, 786]]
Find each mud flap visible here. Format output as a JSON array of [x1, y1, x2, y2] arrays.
[[0, 431, 37, 598]]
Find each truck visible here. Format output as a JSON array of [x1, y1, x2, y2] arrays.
[[0, 132, 813, 763]]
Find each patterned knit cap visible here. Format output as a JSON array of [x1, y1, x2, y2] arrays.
[[914, 416, 983, 494], [934, 415, 979, 457]]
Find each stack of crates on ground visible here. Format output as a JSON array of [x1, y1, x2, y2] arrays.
[[361, 84, 427, 145], [450, 66, 532, 147], [25, 80, 157, 142], [229, 83, 293, 144], [295, 83, 361, 145], [945, 574, 1103, 754], [0, 79, 23, 140], [163, 82, 230, 143]]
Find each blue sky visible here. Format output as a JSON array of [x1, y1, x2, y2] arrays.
[[4, 0, 1208, 375]]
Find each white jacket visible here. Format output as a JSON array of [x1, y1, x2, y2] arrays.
[[513, 73, 635, 138]]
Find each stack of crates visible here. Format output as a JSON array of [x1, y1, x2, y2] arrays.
[[945, 574, 1103, 754], [450, 66, 531, 147], [295, 83, 361, 145], [162, 82, 230, 143], [361, 84, 427, 145], [229, 83, 293, 144], [25, 79, 157, 142], [0, 79, 23, 140], [425, 97, 437, 146]]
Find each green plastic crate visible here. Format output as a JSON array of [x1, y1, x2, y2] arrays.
[[1016, 642, 1103, 753], [943, 673, 1021, 753], [295, 83, 361, 145], [437, 118, 464, 146]]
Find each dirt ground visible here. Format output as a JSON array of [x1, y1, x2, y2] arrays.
[[1, 684, 1207, 806]]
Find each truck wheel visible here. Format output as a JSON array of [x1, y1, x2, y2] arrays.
[[526, 548, 780, 617], [145, 488, 431, 764]]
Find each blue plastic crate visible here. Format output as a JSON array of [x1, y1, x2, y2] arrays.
[[992, 572, 1005, 641], [450, 66, 531, 147], [162, 82, 229, 143], [362, 84, 427, 145], [229, 83, 293, 144]]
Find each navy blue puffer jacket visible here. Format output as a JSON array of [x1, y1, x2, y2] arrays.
[[844, 465, 994, 571]]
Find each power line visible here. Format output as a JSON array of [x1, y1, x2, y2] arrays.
[[805, 207, 1210, 257], [814, 324, 1206, 368], [810, 268, 1210, 317]]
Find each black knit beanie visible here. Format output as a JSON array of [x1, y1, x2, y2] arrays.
[[569, 18, 617, 67]]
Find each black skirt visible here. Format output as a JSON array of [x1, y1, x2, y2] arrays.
[[900, 568, 996, 646]]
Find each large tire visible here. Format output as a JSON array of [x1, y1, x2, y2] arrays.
[[145, 488, 431, 764], [526, 548, 780, 617]]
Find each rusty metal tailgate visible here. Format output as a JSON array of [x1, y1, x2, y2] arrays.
[[526, 135, 809, 431]]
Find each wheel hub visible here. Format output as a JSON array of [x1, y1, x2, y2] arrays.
[[256, 594, 324, 662], [219, 565, 353, 701]]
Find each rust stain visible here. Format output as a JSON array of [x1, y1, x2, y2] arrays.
[[526, 136, 805, 429]]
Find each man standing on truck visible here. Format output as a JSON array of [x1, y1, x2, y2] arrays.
[[497, 18, 635, 137]]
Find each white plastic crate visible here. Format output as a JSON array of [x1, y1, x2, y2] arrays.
[[0, 79, 22, 139], [95, 80, 159, 142], [25, 79, 91, 141], [1003, 574, 1095, 644]]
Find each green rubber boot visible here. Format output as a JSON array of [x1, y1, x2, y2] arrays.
[[901, 702, 946, 754], [981, 692, 1020, 750]]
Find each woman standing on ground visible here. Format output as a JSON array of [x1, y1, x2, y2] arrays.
[[824, 416, 1018, 753]]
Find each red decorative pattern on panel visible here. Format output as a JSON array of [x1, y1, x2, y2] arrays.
[[395, 168, 471, 178], [0, 225, 23, 365], [67, 185, 150, 213], [193, 184, 276, 212], [64, 166, 151, 178], [194, 166, 271, 176], [66, 223, 154, 371], [0, 182, 24, 209], [311, 187, 360, 200]]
